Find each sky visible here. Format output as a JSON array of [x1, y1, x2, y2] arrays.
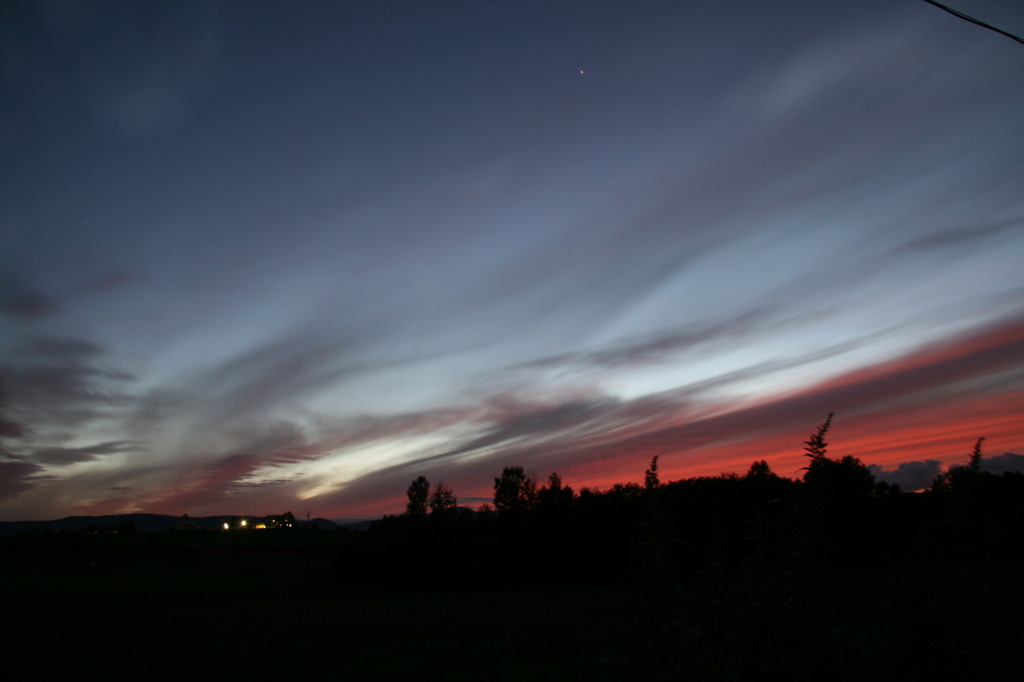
[[1, 0, 1023, 522]]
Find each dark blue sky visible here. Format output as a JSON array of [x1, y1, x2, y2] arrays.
[[2, 0, 1023, 520]]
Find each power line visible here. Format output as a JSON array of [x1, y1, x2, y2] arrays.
[[921, 0, 1024, 46]]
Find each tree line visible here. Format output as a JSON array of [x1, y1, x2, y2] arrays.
[[333, 414, 1023, 680], [336, 414, 1023, 587]]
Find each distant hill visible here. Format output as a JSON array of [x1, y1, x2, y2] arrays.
[[0, 513, 340, 536], [336, 519, 377, 532]]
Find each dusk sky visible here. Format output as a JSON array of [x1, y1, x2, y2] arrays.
[[2, 0, 1022, 522]]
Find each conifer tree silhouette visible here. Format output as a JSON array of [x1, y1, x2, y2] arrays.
[[803, 412, 833, 462], [405, 475, 430, 517]]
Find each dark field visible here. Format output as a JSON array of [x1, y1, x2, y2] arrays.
[[4, 530, 1023, 681], [2, 531, 636, 681]]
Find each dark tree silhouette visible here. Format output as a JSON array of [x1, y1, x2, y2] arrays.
[[803, 412, 833, 461], [428, 481, 457, 516], [956, 436, 987, 492], [334, 421, 1024, 680], [493, 465, 536, 514], [801, 414, 875, 501], [932, 437, 989, 494], [537, 471, 574, 511], [968, 436, 984, 472], [405, 475, 430, 517], [803, 453, 877, 501], [644, 456, 660, 489], [745, 459, 774, 479]]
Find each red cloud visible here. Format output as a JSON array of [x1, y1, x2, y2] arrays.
[[328, 317, 1024, 517]]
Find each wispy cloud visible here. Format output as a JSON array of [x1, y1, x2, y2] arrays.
[[0, 456, 51, 501], [2, 0, 1021, 522], [891, 219, 1021, 255], [1, 337, 135, 439], [71, 268, 144, 296], [315, 315, 1024, 517], [0, 275, 59, 319], [510, 309, 775, 374], [31, 440, 140, 466]]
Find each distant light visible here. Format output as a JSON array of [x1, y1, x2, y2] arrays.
[[223, 522, 229, 530], [241, 519, 247, 527]]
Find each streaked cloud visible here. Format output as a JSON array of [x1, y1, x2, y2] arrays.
[[31, 440, 140, 466], [1, 0, 1021, 520], [0, 275, 59, 319]]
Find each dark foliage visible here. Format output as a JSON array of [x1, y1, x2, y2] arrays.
[[643, 455, 660, 490], [492, 465, 537, 515], [428, 481, 457, 517], [405, 475, 430, 517], [335, 420, 1024, 679]]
